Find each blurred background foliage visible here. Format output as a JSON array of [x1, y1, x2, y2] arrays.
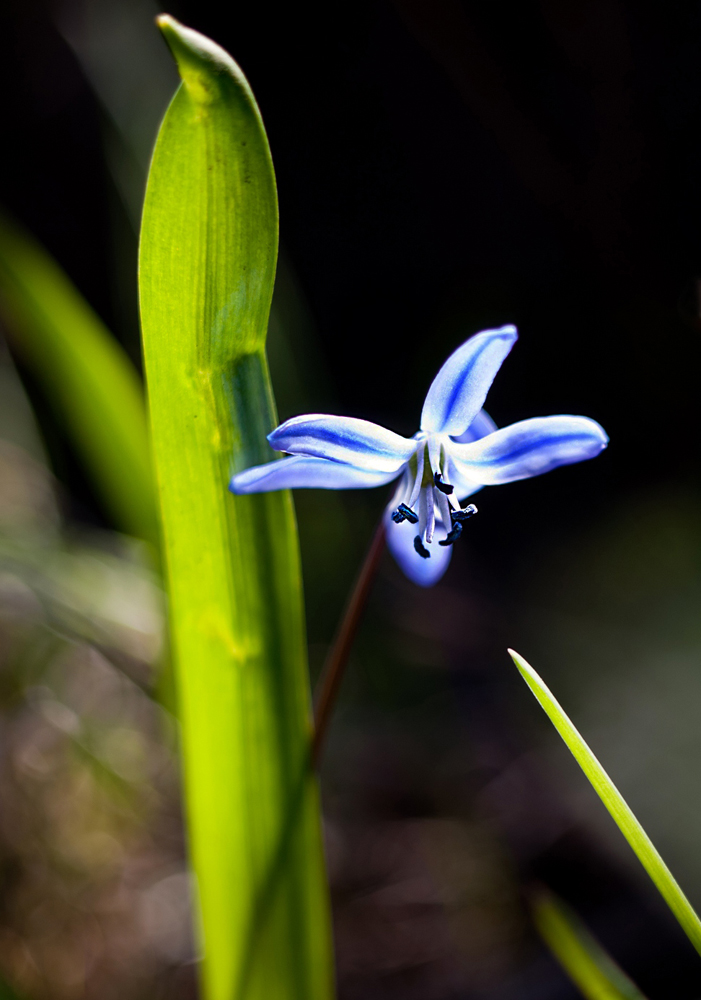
[[2, 0, 701, 997]]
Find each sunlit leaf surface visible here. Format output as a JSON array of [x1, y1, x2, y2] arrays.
[[511, 648, 701, 958], [138, 16, 333, 1000]]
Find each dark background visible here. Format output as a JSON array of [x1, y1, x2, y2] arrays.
[[2, 1, 701, 997]]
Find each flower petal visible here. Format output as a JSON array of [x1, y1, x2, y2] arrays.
[[451, 408, 498, 444], [268, 414, 414, 473], [445, 455, 485, 502], [450, 415, 608, 485], [421, 326, 518, 436], [384, 500, 453, 587], [230, 455, 399, 493]]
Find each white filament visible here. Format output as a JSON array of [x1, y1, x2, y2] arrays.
[[407, 442, 425, 509]]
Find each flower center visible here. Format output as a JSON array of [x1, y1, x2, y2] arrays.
[[390, 436, 477, 559]]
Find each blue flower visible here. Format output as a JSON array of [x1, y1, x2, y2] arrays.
[[230, 326, 608, 586]]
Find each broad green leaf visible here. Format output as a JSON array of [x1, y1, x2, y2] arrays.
[[531, 885, 647, 1000], [510, 649, 701, 957], [0, 214, 157, 546], [138, 16, 333, 1000]]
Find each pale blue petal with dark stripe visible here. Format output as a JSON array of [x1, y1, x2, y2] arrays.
[[445, 456, 485, 502], [230, 455, 400, 493], [268, 414, 414, 473], [450, 415, 608, 485], [421, 326, 517, 436], [451, 408, 498, 444]]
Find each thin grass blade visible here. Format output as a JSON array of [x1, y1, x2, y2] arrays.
[[510, 648, 701, 957], [531, 885, 647, 999], [0, 214, 157, 545], [138, 16, 333, 1000]]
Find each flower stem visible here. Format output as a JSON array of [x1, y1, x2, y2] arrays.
[[312, 518, 386, 765]]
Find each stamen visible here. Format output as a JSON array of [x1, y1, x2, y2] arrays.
[[407, 444, 425, 509], [433, 472, 454, 495], [433, 487, 452, 539], [425, 486, 436, 543], [451, 503, 478, 523], [391, 502, 419, 524], [439, 521, 463, 546], [444, 458, 461, 509], [414, 536, 430, 558], [417, 486, 428, 542], [428, 436, 442, 478]]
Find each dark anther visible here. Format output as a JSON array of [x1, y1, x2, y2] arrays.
[[451, 503, 478, 523], [439, 522, 463, 546], [413, 535, 430, 558], [391, 502, 419, 524], [433, 472, 454, 495]]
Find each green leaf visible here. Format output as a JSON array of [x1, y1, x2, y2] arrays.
[[531, 885, 647, 999], [138, 16, 333, 1000], [0, 213, 157, 546], [0, 981, 24, 1000], [510, 648, 701, 957]]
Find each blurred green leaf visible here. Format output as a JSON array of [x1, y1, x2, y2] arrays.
[[531, 885, 647, 999], [0, 214, 158, 546], [0, 976, 24, 1000], [511, 648, 701, 958], [138, 16, 333, 1000]]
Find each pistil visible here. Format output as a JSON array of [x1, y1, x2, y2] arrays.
[[390, 436, 478, 558]]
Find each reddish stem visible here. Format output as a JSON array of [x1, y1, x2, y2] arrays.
[[311, 519, 386, 765]]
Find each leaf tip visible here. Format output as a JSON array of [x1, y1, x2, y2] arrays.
[[507, 646, 527, 671], [155, 14, 243, 102], [508, 647, 541, 687], [155, 12, 185, 50]]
